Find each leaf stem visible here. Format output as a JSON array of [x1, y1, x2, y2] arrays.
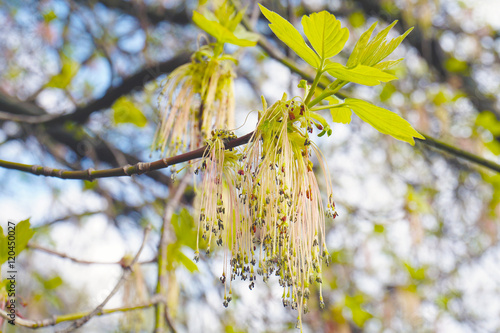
[[304, 61, 324, 105], [308, 80, 347, 108], [310, 105, 336, 111]]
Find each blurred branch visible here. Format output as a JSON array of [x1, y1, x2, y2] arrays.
[[0, 132, 253, 180], [57, 225, 152, 332], [49, 53, 190, 124], [0, 54, 188, 186], [416, 135, 500, 173], [72, 1, 117, 85], [27, 243, 155, 265], [0, 93, 46, 116], [34, 210, 105, 229], [78, 0, 190, 26], [0, 295, 163, 329], [155, 176, 189, 333], [0, 53, 190, 124]]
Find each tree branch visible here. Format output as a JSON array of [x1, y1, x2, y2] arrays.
[[0, 132, 253, 180], [0, 91, 46, 116], [155, 176, 189, 333], [56, 225, 152, 332], [41, 125, 175, 185], [0, 295, 163, 329], [33, 210, 105, 229], [27, 243, 155, 265], [78, 0, 191, 26], [0, 53, 190, 124], [416, 135, 500, 173]]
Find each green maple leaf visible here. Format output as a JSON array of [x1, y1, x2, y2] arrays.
[[347, 21, 413, 68], [259, 4, 321, 68], [302, 11, 349, 60], [192, 11, 257, 47], [330, 98, 424, 145], [0, 218, 35, 265], [325, 62, 397, 86]]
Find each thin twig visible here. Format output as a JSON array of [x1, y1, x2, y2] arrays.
[[0, 295, 163, 329], [56, 226, 152, 332], [416, 134, 500, 173], [27, 243, 155, 265], [33, 210, 105, 229], [155, 175, 190, 333]]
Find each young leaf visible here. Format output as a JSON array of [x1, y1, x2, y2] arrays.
[[359, 21, 399, 66], [259, 4, 320, 68], [112, 96, 147, 127], [14, 218, 35, 257], [329, 105, 352, 124], [374, 58, 403, 70], [347, 21, 412, 68], [346, 22, 378, 67], [192, 11, 257, 47], [302, 11, 349, 61], [233, 25, 259, 45], [343, 98, 424, 145], [45, 55, 79, 89], [374, 27, 413, 65], [214, 2, 244, 31], [177, 251, 199, 273], [325, 62, 397, 86]]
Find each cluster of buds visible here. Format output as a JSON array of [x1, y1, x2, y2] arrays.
[[196, 96, 338, 327]]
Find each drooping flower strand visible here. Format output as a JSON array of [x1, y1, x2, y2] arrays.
[[240, 96, 338, 328], [194, 129, 250, 307], [191, 97, 338, 328], [152, 50, 236, 157]]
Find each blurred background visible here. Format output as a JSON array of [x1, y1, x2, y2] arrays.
[[1, 0, 500, 332]]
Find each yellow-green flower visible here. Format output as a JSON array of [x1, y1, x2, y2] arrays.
[[195, 129, 247, 305], [194, 92, 338, 329], [240, 95, 337, 327], [152, 51, 235, 156]]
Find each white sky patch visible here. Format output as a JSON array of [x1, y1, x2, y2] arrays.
[[261, 60, 291, 101], [464, 0, 500, 30]]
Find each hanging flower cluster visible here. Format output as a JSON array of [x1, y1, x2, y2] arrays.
[[152, 52, 236, 156], [241, 96, 338, 315], [195, 94, 338, 327]]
